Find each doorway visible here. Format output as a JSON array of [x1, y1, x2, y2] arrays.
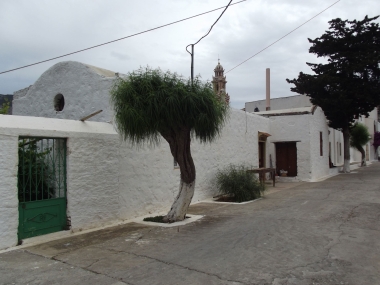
[[18, 137, 68, 241], [258, 132, 271, 168], [275, 142, 297, 177]]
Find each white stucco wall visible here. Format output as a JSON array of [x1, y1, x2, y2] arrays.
[[0, 110, 272, 250], [117, 109, 271, 220], [0, 115, 119, 249], [12, 61, 119, 123], [0, 126, 18, 249], [245, 94, 312, 113], [329, 128, 344, 166], [309, 108, 329, 181], [348, 109, 378, 163], [267, 114, 312, 181], [264, 107, 329, 182]]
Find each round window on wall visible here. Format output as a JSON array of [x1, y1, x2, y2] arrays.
[[54, 94, 65, 111]]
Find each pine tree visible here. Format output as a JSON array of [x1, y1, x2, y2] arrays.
[[287, 16, 380, 172]]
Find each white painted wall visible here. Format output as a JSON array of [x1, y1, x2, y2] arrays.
[[0, 109, 271, 250], [0, 127, 18, 250], [0, 115, 119, 250], [267, 114, 311, 181], [245, 94, 312, 112], [329, 128, 344, 166], [117, 109, 271, 220], [12, 61, 119, 123], [309, 108, 330, 181], [264, 107, 329, 182]]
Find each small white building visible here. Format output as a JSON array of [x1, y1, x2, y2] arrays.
[[246, 94, 379, 166]]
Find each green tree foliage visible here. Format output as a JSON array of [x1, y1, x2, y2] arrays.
[[287, 16, 380, 172], [350, 123, 370, 166], [0, 98, 10, 114], [18, 140, 55, 202], [110, 67, 229, 221]]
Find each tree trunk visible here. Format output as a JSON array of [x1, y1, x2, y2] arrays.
[[343, 126, 351, 173], [161, 127, 196, 222], [357, 145, 366, 166], [164, 179, 195, 222]]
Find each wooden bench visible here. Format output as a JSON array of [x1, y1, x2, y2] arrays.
[[246, 168, 276, 187]]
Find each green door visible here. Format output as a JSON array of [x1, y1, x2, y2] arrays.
[[18, 137, 67, 241]]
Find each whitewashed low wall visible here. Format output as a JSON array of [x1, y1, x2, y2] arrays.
[[117, 109, 271, 220], [0, 109, 271, 250], [0, 132, 18, 250], [0, 115, 119, 250]]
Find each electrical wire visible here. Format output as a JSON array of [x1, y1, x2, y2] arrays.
[[186, 0, 234, 82], [188, 0, 233, 49], [0, 0, 247, 75], [225, 0, 341, 74]]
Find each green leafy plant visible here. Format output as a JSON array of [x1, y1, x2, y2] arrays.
[[350, 123, 370, 166], [18, 140, 55, 202], [215, 165, 265, 203], [0, 98, 10, 115], [110, 67, 229, 222]]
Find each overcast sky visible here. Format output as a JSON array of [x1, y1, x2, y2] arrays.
[[0, 0, 379, 109]]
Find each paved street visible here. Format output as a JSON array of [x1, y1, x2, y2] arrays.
[[1, 163, 380, 285]]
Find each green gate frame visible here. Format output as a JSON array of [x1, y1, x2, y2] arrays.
[[18, 137, 67, 240]]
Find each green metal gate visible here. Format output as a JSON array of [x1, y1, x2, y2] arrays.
[[18, 137, 67, 240]]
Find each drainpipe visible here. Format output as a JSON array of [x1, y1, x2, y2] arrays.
[[266, 68, 270, 111]]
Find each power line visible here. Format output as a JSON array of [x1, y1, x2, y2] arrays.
[[186, 0, 233, 82], [192, 0, 233, 47], [225, 0, 341, 74], [0, 0, 247, 75]]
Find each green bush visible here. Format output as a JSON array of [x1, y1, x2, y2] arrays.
[[18, 140, 55, 202], [0, 98, 10, 115], [215, 164, 265, 203]]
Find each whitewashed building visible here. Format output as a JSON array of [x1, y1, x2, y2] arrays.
[[246, 94, 379, 166], [0, 61, 336, 250]]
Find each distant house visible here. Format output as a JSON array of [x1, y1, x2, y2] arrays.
[[245, 94, 380, 166]]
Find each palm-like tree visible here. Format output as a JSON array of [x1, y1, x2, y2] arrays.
[[110, 67, 228, 222]]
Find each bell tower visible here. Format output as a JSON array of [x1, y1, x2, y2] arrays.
[[212, 59, 230, 104]]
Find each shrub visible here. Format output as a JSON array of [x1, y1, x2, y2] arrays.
[[0, 98, 10, 115], [18, 140, 55, 202], [215, 164, 265, 203]]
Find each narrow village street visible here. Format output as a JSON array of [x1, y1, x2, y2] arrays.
[[1, 163, 380, 285]]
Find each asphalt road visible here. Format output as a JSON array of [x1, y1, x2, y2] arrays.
[[1, 163, 380, 285]]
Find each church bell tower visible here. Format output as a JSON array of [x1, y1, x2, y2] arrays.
[[212, 60, 230, 104]]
